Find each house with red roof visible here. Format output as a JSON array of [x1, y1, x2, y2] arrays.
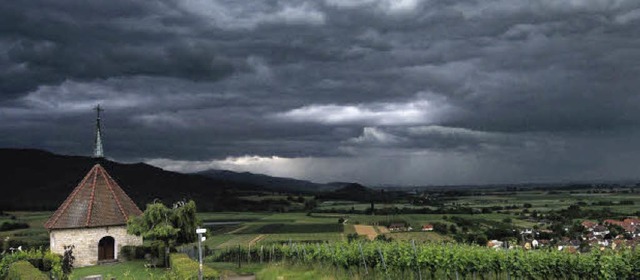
[[45, 164, 143, 267], [421, 224, 434, 231]]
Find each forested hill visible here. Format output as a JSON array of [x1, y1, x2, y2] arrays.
[[196, 169, 337, 193], [0, 148, 264, 211]]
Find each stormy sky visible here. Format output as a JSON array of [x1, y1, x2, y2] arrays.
[[2, 0, 640, 185]]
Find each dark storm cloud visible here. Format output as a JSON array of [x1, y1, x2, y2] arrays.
[[0, 0, 235, 98], [3, 0, 640, 184]]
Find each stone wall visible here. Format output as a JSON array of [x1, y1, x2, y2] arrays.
[[49, 225, 143, 267]]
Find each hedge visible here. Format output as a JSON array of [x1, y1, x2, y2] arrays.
[[170, 253, 219, 280], [6, 261, 48, 280], [0, 249, 64, 279]]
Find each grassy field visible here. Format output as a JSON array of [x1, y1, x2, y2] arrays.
[[256, 264, 339, 280], [70, 260, 169, 280], [4, 189, 640, 253], [208, 262, 267, 278], [0, 211, 51, 249], [0, 208, 554, 251], [451, 191, 640, 214]]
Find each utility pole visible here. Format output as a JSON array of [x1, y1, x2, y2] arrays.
[[196, 228, 207, 280]]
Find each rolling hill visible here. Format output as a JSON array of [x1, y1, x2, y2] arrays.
[[0, 149, 329, 211], [196, 169, 337, 193]]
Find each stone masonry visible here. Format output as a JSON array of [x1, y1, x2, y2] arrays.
[[49, 226, 142, 267]]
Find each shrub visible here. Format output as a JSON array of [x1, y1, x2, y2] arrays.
[[347, 233, 360, 242], [374, 234, 393, 242], [170, 253, 219, 280], [120, 241, 166, 267], [0, 249, 64, 279], [62, 245, 74, 274], [6, 261, 48, 280]]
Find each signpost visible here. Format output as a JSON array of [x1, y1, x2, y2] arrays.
[[196, 228, 207, 280]]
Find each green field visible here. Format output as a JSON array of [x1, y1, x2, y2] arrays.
[[5, 187, 640, 252], [70, 261, 169, 280], [0, 211, 51, 249]]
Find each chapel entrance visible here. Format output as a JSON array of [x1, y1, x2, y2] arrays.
[[98, 236, 115, 261]]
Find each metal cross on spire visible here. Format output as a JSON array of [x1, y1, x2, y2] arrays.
[[94, 104, 104, 158]]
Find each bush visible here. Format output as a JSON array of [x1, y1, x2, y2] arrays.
[[6, 261, 48, 280], [120, 241, 167, 267], [62, 245, 74, 274], [0, 249, 64, 279], [374, 234, 393, 242], [170, 253, 219, 280]]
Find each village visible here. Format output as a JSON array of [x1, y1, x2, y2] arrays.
[[383, 217, 640, 252]]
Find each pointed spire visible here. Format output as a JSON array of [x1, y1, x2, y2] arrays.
[[94, 105, 104, 158]]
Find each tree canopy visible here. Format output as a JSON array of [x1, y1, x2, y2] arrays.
[[127, 200, 200, 247]]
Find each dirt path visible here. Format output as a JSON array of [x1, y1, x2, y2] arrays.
[[249, 234, 265, 245], [228, 225, 248, 234], [354, 225, 378, 240]]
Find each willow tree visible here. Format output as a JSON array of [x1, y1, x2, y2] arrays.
[[127, 200, 200, 266]]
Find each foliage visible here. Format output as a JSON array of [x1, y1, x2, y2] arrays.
[[374, 235, 392, 242], [127, 200, 200, 266], [128, 202, 180, 243], [120, 241, 166, 266], [346, 233, 361, 242], [6, 260, 48, 280], [211, 240, 640, 279], [61, 245, 74, 275], [170, 253, 219, 280], [128, 200, 199, 244], [121, 245, 147, 260], [0, 248, 64, 279], [171, 200, 199, 244]]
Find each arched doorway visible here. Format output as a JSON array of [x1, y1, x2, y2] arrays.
[[98, 236, 115, 261]]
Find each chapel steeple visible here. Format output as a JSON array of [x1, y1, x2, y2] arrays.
[[94, 105, 104, 158]]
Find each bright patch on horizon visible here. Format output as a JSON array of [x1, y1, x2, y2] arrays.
[[274, 93, 451, 126]]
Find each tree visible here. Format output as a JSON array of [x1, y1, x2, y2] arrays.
[[127, 200, 200, 266], [171, 200, 198, 244], [449, 224, 458, 234], [432, 222, 448, 234]]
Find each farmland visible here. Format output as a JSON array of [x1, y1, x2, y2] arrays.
[[4, 185, 640, 278], [4, 186, 640, 251]]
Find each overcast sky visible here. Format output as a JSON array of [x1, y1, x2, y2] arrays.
[[2, 0, 640, 185]]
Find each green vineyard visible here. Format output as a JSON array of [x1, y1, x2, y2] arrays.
[[210, 241, 640, 279]]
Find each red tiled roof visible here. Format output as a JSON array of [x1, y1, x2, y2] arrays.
[[604, 219, 625, 226], [624, 218, 640, 225], [582, 220, 597, 228], [44, 164, 142, 230]]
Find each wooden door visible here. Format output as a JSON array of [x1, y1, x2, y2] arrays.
[[98, 236, 115, 260]]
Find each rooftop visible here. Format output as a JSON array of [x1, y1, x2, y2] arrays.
[[44, 164, 142, 230]]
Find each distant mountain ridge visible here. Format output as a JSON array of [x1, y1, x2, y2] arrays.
[[0, 148, 345, 211], [0, 148, 263, 211], [196, 169, 338, 193]]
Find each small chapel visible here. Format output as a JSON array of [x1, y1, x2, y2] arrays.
[[44, 106, 143, 267]]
